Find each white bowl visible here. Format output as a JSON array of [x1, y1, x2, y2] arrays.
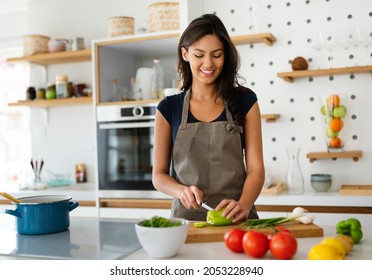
[[135, 218, 189, 258]]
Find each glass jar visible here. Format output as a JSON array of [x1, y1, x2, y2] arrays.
[[26, 86, 36, 100], [46, 84, 56, 99], [56, 75, 68, 98]]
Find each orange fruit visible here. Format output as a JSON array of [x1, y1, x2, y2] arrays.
[[327, 94, 341, 107], [329, 118, 343, 132], [329, 137, 342, 148]]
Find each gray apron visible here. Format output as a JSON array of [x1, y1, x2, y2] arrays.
[[171, 90, 258, 221]]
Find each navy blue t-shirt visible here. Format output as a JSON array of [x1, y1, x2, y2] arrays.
[[157, 89, 258, 148]]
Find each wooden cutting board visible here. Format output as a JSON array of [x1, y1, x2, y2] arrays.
[[186, 222, 323, 243]]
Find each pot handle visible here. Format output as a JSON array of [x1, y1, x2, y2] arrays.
[[4, 209, 22, 218], [68, 201, 79, 212]]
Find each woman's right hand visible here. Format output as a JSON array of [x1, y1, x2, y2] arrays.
[[179, 185, 203, 209]]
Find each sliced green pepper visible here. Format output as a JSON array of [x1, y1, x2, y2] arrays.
[[336, 218, 363, 244], [207, 207, 233, 226]]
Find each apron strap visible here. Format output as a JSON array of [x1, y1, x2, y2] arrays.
[[179, 89, 191, 130]]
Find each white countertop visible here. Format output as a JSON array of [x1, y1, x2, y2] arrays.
[[0, 214, 371, 260]]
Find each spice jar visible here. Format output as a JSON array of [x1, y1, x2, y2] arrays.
[[46, 84, 56, 99], [26, 86, 36, 100], [75, 164, 87, 183], [37, 88, 46, 99], [56, 75, 68, 98]]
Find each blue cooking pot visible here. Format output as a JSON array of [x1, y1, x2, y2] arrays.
[[5, 195, 79, 235]]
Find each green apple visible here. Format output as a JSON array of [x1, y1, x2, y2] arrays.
[[320, 105, 332, 116], [325, 116, 333, 124], [333, 105, 347, 118], [326, 127, 339, 138]]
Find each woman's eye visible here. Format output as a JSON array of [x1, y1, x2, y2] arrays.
[[194, 54, 203, 58], [213, 54, 223, 58]]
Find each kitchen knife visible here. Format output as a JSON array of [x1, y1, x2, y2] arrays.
[[200, 202, 214, 211]]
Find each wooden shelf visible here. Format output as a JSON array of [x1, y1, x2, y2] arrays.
[[231, 33, 276, 46], [6, 48, 91, 65], [306, 150, 363, 163], [277, 65, 372, 83], [8, 96, 93, 108], [261, 114, 280, 122]]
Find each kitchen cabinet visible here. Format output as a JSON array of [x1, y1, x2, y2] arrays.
[[277, 65, 372, 83], [93, 31, 277, 105]]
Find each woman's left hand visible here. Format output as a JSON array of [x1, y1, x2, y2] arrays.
[[215, 199, 249, 223]]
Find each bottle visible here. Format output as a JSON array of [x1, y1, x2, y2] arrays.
[[285, 147, 304, 194], [76, 164, 87, 183], [56, 75, 68, 98], [111, 78, 120, 101], [128, 77, 136, 100], [151, 58, 164, 99]]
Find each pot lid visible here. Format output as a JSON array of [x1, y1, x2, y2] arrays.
[[17, 195, 72, 204]]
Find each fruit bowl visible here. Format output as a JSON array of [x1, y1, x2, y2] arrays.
[[319, 94, 348, 152], [135, 217, 189, 259]]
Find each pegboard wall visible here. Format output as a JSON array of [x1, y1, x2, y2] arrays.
[[201, 0, 372, 190]]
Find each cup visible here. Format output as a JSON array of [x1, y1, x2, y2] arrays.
[[71, 37, 85, 51]]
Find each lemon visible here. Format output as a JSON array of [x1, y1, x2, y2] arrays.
[[320, 237, 347, 258], [335, 235, 354, 254], [308, 244, 344, 260]]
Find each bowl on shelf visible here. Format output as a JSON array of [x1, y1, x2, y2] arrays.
[[135, 217, 189, 259], [311, 174, 332, 192]]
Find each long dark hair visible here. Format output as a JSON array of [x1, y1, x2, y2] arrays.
[[177, 13, 247, 125]]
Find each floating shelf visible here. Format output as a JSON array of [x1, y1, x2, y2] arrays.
[[8, 96, 93, 108], [6, 49, 92, 65], [306, 150, 363, 163], [277, 65, 372, 83], [231, 33, 276, 46], [261, 114, 280, 122]]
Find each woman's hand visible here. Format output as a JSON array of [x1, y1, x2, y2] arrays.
[[179, 185, 203, 209], [215, 199, 249, 223]]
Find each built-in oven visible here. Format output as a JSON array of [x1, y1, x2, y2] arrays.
[[96, 103, 169, 199]]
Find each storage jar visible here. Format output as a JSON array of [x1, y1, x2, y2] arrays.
[[148, 2, 179, 32], [108, 16, 134, 37]]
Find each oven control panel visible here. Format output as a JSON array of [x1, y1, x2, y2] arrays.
[[96, 103, 158, 122]]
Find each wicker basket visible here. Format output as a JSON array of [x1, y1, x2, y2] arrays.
[[23, 34, 51, 56], [148, 2, 179, 32], [108, 16, 135, 37]]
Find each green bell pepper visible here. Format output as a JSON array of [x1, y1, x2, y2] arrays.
[[207, 207, 233, 226], [336, 218, 363, 244]]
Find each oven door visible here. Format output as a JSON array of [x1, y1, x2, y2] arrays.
[[97, 121, 155, 191]]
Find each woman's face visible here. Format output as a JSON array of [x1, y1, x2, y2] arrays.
[[182, 34, 224, 86]]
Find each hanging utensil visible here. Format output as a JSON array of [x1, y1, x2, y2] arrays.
[[0, 192, 21, 203]]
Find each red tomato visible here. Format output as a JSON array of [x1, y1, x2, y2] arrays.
[[224, 228, 246, 253], [269, 232, 298, 260], [242, 230, 269, 258]]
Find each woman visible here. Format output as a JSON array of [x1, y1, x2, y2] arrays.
[[152, 14, 264, 223]]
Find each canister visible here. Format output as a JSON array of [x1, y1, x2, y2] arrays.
[[56, 75, 68, 98], [46, 84, 56, 99]]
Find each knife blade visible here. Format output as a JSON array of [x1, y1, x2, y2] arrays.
[[200, 202, 214, 211]]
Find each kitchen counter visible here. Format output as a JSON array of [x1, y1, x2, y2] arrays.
[[0, 214, 371, 260]]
